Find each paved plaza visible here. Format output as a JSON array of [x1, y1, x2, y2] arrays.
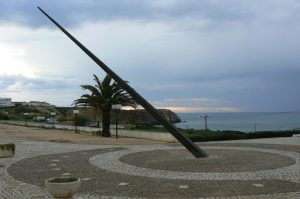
[[1, 136, 300, 198]]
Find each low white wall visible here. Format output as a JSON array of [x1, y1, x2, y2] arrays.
[[113, 130, 177, 142], [0, 120, 177, 142]]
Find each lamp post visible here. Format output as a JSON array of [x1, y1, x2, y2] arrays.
[[51, 112, 56, 128], [200, 114, 210, 133], [73, 110, 79, 133], [24, 113, 29, 126], [112, 104, 122, 139], [4, 112, 8, 124]]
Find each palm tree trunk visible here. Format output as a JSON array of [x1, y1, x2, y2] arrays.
[[102, 108, 111, 137]]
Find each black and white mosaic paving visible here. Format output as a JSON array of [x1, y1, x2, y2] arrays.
[[3, 139, 300, 198]]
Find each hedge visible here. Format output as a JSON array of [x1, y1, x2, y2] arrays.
[[184, 130, 293, 142]]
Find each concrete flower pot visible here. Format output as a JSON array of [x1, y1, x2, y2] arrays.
[[45, 177, 81, 198], [0, 143, 15, 158]]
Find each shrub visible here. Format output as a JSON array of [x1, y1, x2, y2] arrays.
[[14, 106, 39, 114], [0, 115, 9, 120], [185, 132, 244, 142], [0, 143, 15, 153], [245, 131, 293, 139], [131, 125, 167, 132], [184, 130, 293, 142]]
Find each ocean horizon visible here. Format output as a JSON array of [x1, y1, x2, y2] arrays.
[[175, 112, 300, 132]]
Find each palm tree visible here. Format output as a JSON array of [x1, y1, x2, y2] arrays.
[[74, 74, 133, 137]]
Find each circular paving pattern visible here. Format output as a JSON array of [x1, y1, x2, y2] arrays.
[[89, 146, 300, 182], [5, 141, 300, 198], [120, 148, 295, 172]]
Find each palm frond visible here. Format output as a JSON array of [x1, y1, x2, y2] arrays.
[[75, 74, 134, 110]]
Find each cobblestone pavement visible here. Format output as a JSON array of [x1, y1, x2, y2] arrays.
[[0, 139, 109, 199], [90, 146, 300, 182], [1, 137, 300, 199]]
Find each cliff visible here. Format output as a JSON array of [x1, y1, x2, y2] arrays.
[[116, 109, 181, 125], [1, 105, 181, 125]]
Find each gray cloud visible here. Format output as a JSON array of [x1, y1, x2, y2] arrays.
[[0, 74, 76, 91], [0, 74, 81, 106], [0, 0, 284, 28], [1, 0, 300, 111]]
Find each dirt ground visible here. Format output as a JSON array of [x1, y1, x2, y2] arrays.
[[0, 124, 168, 145]]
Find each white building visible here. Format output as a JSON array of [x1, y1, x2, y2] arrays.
[[0, 98, 14, 107]]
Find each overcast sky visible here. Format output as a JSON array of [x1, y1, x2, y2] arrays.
[[0, 0, 299, 112]]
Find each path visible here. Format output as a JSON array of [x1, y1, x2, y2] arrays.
[[0, 125, 300, 198]]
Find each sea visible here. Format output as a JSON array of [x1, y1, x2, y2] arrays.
[[175, 112, 300, 132]]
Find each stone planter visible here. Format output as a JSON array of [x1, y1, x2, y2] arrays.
[[0, 143, 15, 158], [45, 177, 81, 198]]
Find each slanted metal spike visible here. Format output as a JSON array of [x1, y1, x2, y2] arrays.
[[37, 6, 207, 158]]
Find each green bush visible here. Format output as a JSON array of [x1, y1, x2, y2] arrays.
[[14, 106, 39, 114], [184, 130, 293, 142], [245, 131, 293, 139], [0, 115, 8, 120], [130, 125, 168, 132], [185, 131, 244, 142], [7, 115, 23, 121], [0, 143, 15, 153]]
